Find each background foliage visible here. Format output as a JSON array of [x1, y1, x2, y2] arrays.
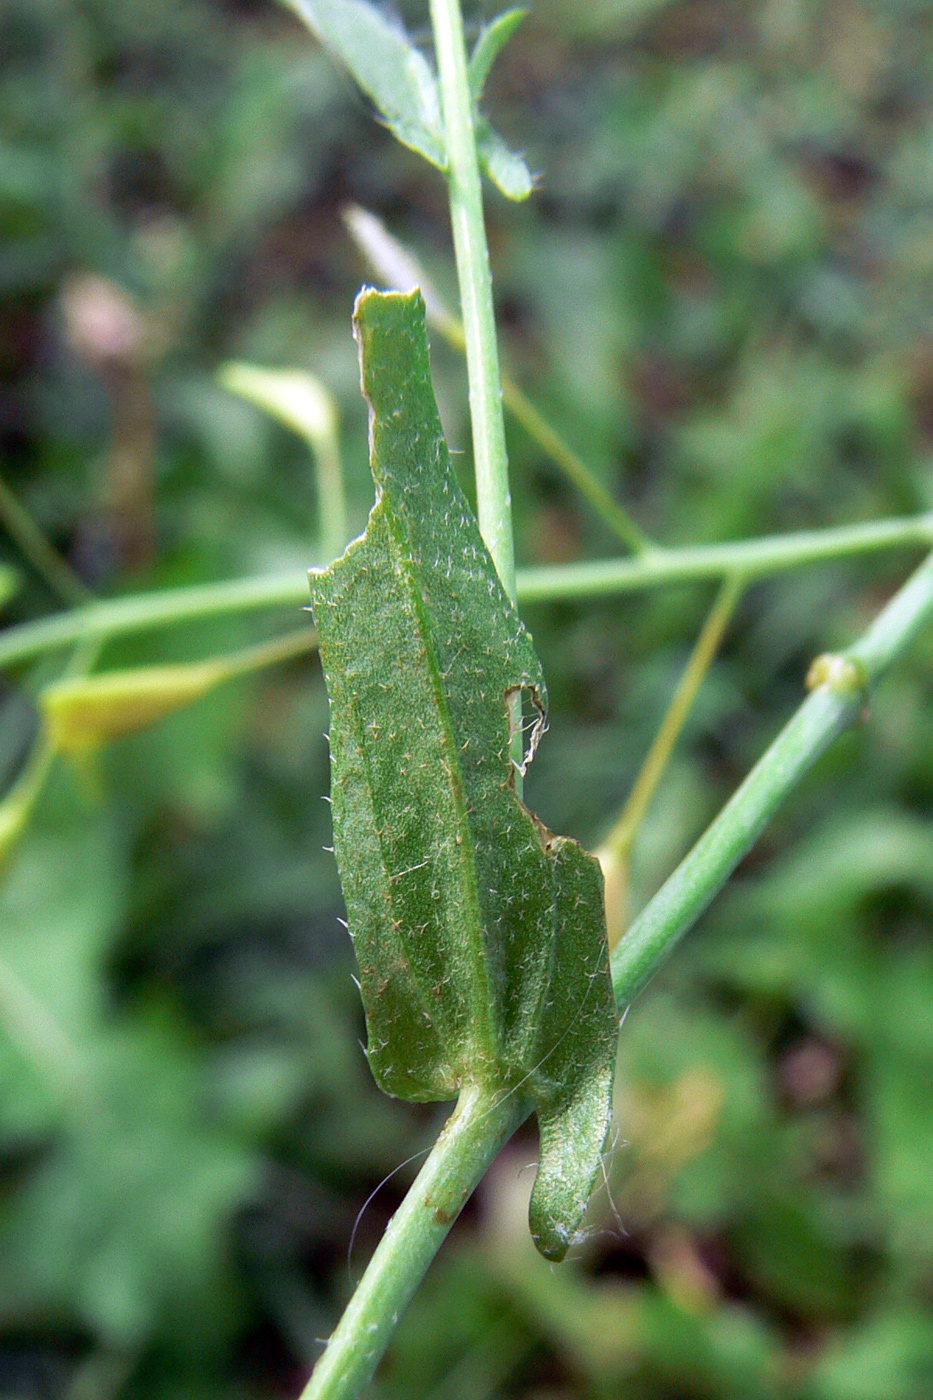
[[2, 0, 933, 1396]]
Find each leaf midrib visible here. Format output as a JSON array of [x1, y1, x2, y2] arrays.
[[380, 496, 498, 1073]]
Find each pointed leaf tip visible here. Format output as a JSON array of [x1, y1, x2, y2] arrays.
[[477, 123, 535, 201], [468, 9, 528, 101], [280, 0, 447, 168]]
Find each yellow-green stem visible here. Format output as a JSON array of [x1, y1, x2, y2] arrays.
[[0, 470, 91, 607], [599, 575, 743, 947], [2, 515, 932, 671]]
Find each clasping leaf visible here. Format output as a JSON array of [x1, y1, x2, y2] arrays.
[[309, 289, 617, 1260]]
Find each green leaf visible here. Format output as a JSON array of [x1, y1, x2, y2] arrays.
[[218, 363, 337, 447], [468, 8, 527, 101], [476, 118, 535, 201], [279, 0, 447, 168], [308, 288, 617, 1260], [219, 363, 348, 560], [468, 11, 534, 200]]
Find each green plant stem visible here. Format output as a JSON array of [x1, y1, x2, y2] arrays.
[[503, 376, 652, 555], [295, 545, 933, 1400], [203, 626, 318, 681], [517, 513, 933, 603], [298, 1083, 525, 1400], [599, 574, 743, 948], [1, 515, 931, 671], [0, 571, 306, 671], [0, 470, 91, 607], [429, 0, 515, 601], [605, 576, 743, 859], [611, 545, 933, 1006], [343, 205, 652, 554]]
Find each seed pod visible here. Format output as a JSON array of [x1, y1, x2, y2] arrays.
[[41, 660, 228, 755], [41, 629, 315, 756]]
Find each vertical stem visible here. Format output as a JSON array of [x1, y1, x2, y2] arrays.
[[429, 0, 515, 603]]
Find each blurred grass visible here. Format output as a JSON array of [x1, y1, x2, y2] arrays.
[[1, 0, 933, 1397]]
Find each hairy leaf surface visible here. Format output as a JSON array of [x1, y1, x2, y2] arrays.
[[308, 289, 617, 1259]]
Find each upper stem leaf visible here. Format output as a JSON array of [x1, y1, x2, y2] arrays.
[[280, 0, 447, 168], [468, 8, 534, 200], [308, 289, 617, 1259], [468, 8, 528, 102], [475, 117, 534, 201]]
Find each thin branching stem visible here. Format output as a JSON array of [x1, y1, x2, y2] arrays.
[[611, 546, 933, 1005], [599, 574, 744, 948], [1, 515, 930, 671], [0, 470, 91, 607], [502, 376, 652, 555], [292, 544, 933, 1400], [517, 514, 933, 602], [186, 626, 318, 682]]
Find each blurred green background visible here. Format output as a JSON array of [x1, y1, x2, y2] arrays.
[[2, 0, 933, 1396]]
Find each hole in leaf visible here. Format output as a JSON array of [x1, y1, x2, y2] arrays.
[[506, 683, 548, 777]]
